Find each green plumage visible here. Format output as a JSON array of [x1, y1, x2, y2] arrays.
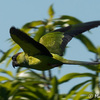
[[10, 21, 100, 71]]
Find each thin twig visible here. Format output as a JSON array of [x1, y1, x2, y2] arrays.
[[48, 70, 52, 81]]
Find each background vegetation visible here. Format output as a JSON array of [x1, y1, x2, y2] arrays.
[[0, 5, 100, 100]]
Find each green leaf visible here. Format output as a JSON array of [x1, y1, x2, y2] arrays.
[[0, 68, 13, 78], [48, 4, 54, 19], [97, 46, 100, 56], [58, 73, 95, 84], [0, 85, 10, 100], [5, 57, 12, 67], [0, 76, 10, 81], [65, 80, 91, 99], [15, 91, 38, 99], [0, 49, 11, 63], [79, 91, 93, 100], [73, 83, 91, 100], [5, 44, 20, 67], [0, 81, 12, 90], [49, 77, 59, 100], [21, 21, 44, 33], [22, 85, 48, 99], [34, 26, 46, 42], [76, 34, 98, 53], [68, 80, 91, 94], [16, 70, 48, 84], [81, 64, 100, 72], [60, 15, 82, 25]]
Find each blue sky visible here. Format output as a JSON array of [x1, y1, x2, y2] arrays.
[[1, 0, 100, 93]]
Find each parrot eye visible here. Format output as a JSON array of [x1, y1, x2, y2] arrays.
[[12, 52, 22, 61]]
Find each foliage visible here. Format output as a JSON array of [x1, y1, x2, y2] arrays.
[[0, 5, 100, 100]]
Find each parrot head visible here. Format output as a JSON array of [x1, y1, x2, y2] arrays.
[[12, 52, 26, 68]]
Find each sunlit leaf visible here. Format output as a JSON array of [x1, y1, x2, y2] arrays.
[[0, 76, 10, 81], [60, 15, 82, 25], [21, 21, 44, 33], [5, 58, 12, 67], [0, 68, 13, 78], [65, 80, 91, 99], [80, 91, 94, 100], [0, 81, 12, 90], [48, 4, 54, 19], [68, 80, 91, 94], [59, 73, 95, 84], [73, 83, 91, 100], [97, 46, 100, 56]]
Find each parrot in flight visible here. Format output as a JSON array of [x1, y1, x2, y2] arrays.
[[10, 21, 100, 71]]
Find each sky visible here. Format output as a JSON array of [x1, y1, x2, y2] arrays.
[[1, 0, 100, 93]]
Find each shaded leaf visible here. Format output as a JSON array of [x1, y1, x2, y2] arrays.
[[0, 85, 10, 100], [49, 77, 59, 100], [34, 26, 46, 42], [5, 44, 20, 67], [76, 34, 98, 53], [14, 91, 38, 99], [81, 64, 100, 72], [17, 70, 48, 84], [0, 49, 11, 63], [22, 85, 48, 99]]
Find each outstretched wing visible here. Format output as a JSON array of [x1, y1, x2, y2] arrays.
[[10, 27, 52, 57], [40, 32, 64, 56], [40, 21, 100, 56]]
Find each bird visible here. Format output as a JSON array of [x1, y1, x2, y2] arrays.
[[10, 21, 100, 71]]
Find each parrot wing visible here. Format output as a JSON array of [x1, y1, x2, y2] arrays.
[[10, 27, 52, 57], [40, 21, 100, 56]]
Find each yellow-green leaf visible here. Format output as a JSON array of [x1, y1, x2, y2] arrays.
[[73, 83, 91, 100], [59, 73, 95, 84], [0, 76, 10, 81], [48, 5, 54, 19], [21, 21, 44, 33]]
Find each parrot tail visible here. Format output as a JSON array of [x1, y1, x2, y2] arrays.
[[63, 59, 100, 65]]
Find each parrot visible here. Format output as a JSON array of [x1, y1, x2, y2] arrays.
[[10, 21, 100, 71]]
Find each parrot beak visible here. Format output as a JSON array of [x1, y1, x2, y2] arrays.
[[12, 53, 21, 68], [12, 61, 18, 68]]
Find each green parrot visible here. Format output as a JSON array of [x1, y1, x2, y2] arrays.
[[10, 21, 100, 71]]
